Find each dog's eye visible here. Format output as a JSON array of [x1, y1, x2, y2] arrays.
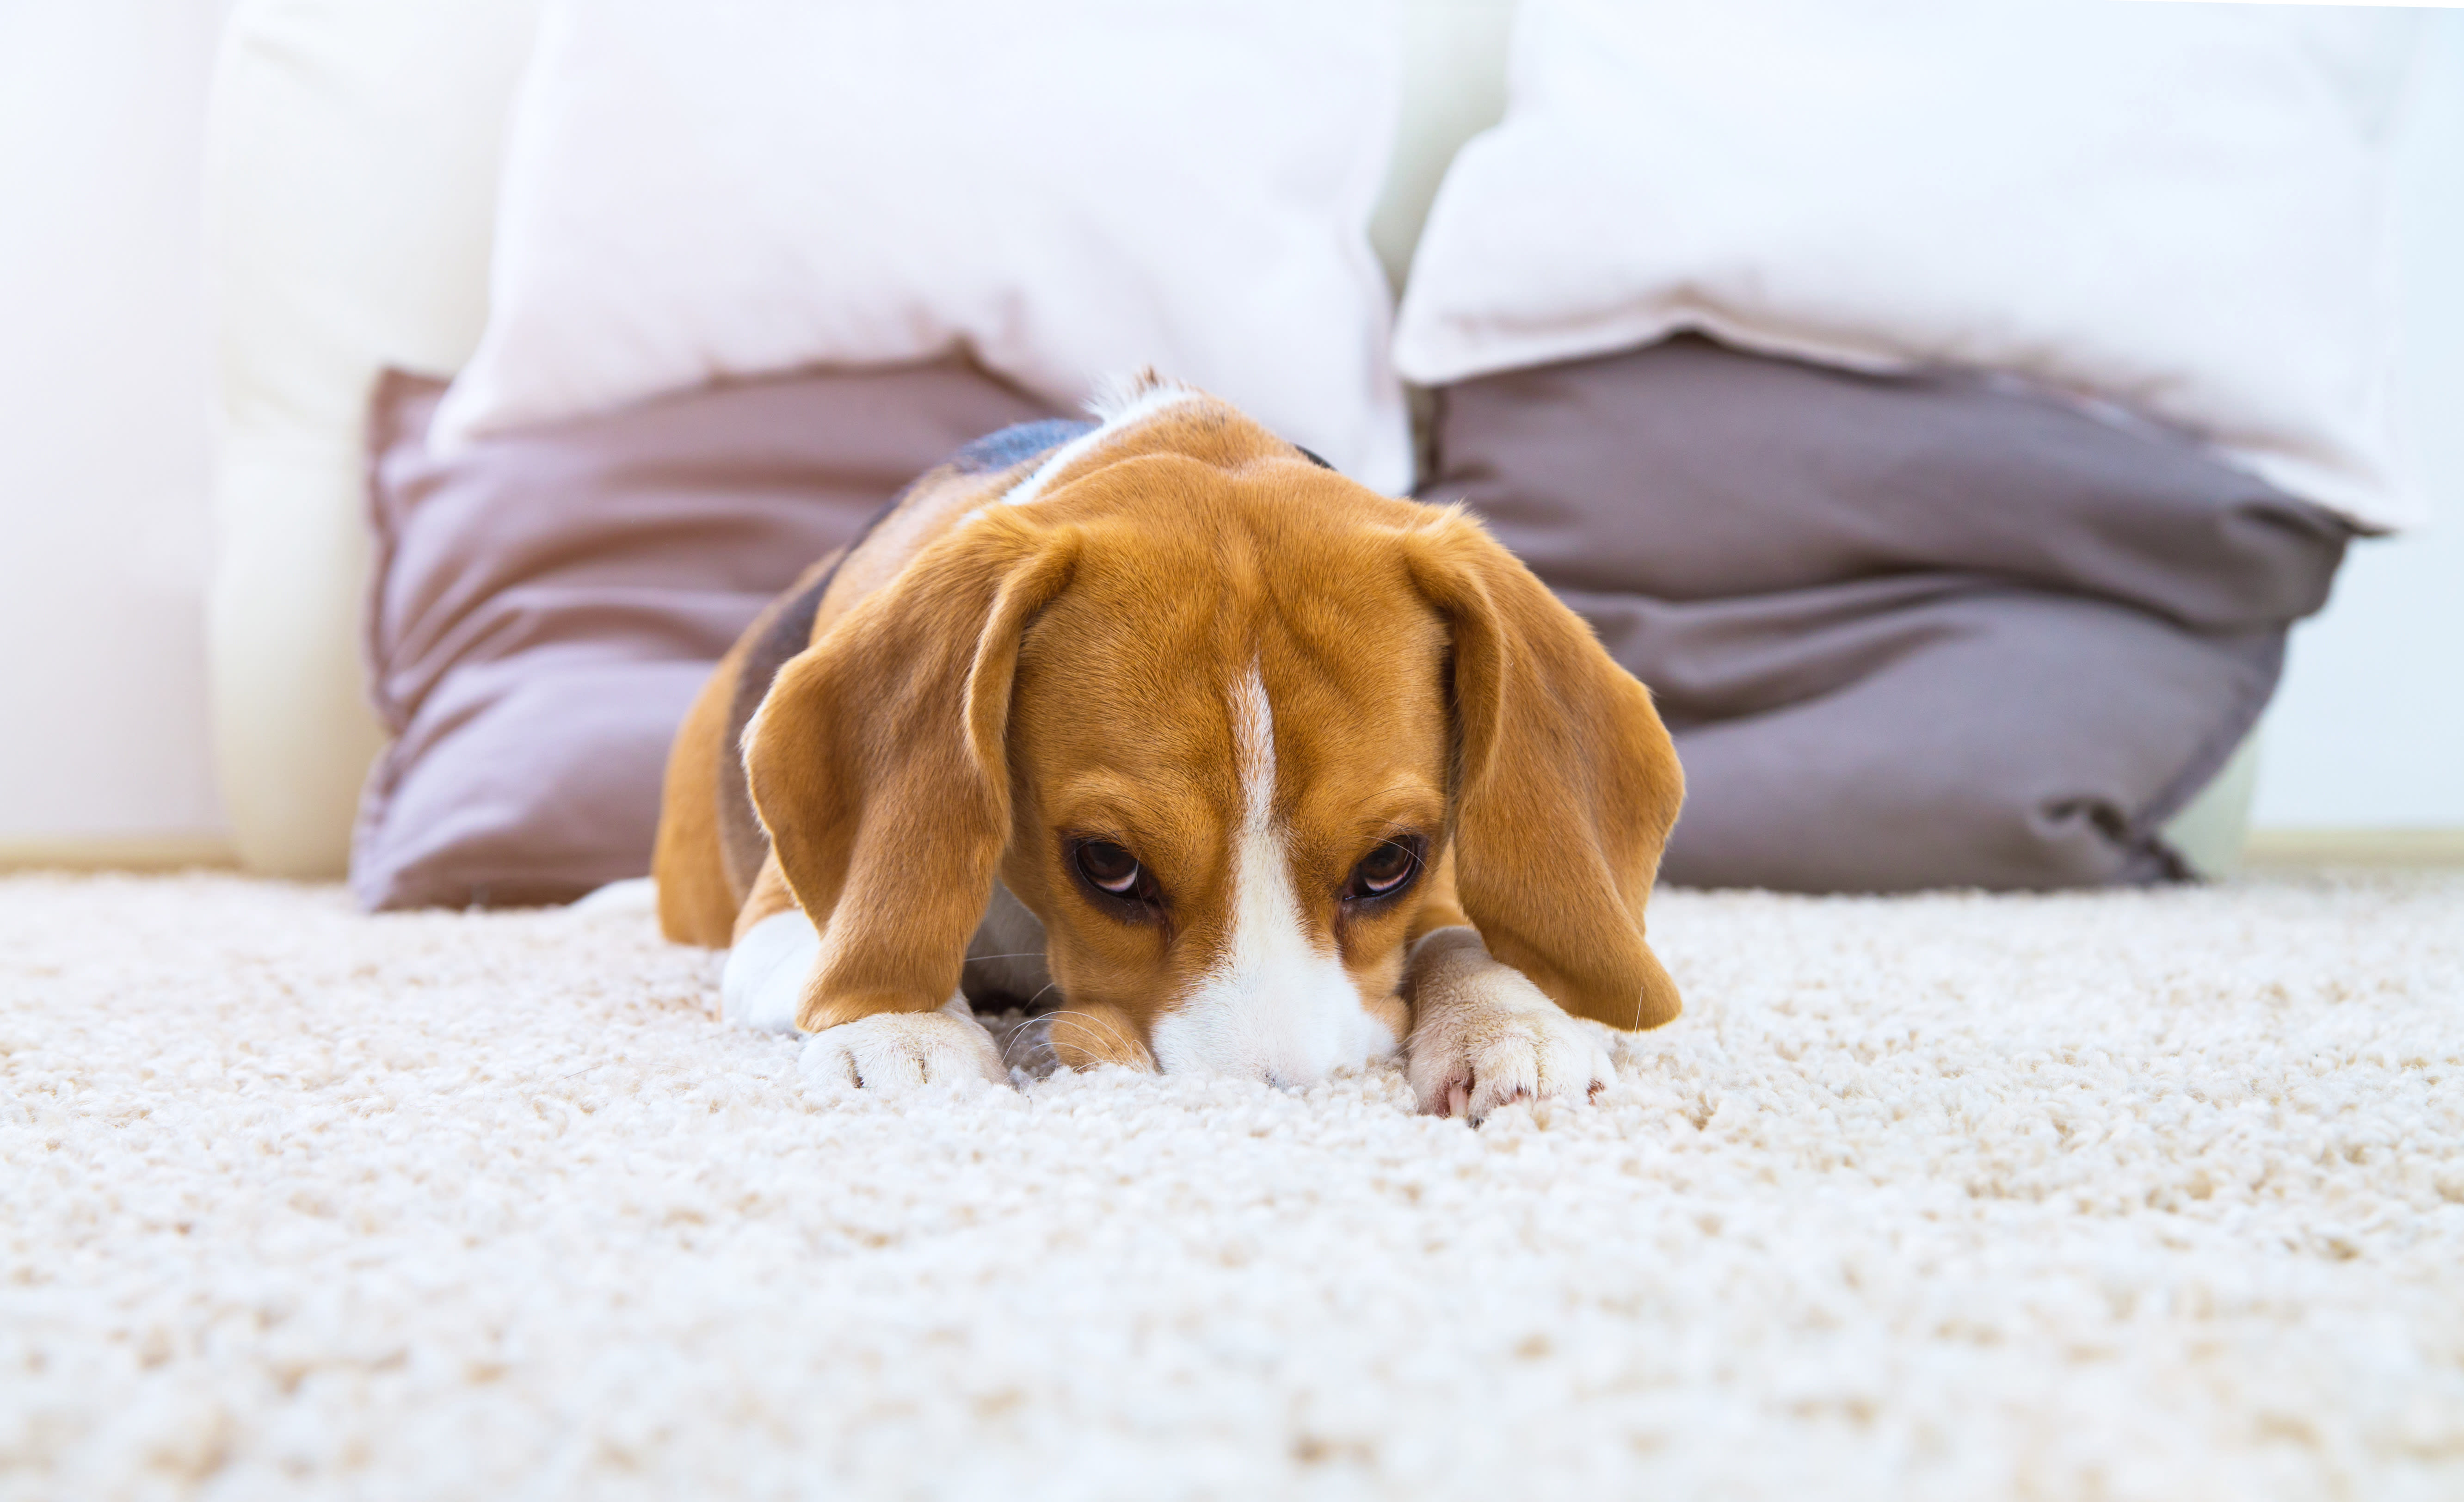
[[1345, 839, 1422, 902], [1072, 840, 1148, 899]]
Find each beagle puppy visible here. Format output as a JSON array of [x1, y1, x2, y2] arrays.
[[653, 376, 1684, 1121]]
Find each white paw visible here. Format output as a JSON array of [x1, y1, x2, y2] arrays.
[[1404, 930, 1614, 1124], [797, 1007, 1008, 1096], [721, 910, 820, 1033]]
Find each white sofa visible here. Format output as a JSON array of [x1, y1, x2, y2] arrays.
[[208, 0, 2283, 884]]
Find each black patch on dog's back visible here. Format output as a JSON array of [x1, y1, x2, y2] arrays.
[[951, 418, 1096, 475], [716, 557, 843, 894]]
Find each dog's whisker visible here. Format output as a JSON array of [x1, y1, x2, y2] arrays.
[[997, 1012, 1066, 1078], [1035, 1007, 1150, 1070], [1040, 1008, 1132, 1042], [996, 986, 1070, 1074]]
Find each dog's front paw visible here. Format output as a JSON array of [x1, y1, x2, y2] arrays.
[[798, 1008, 1007, 1095], [1403, 929, 1613, 1124]]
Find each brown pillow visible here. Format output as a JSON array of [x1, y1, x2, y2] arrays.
[[1423, 337, 2352, 892], [355, 358, 1060, 909]]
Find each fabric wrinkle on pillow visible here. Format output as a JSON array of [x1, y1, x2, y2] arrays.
[[1616, 584, 2286, 891], [356, 358, 1060, 910], [433, 0, 1412, 493], [1422, 339, 2353, 893]]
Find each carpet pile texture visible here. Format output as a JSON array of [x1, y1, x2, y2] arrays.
[[4, 871, 2460, 1499]]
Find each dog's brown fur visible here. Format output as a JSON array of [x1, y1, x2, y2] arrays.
[[654, 383, 1684, 1058]]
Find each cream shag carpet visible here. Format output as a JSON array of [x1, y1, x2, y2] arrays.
[[3, 871, 2461, 1500]]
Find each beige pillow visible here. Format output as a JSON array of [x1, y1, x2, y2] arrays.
[[1423, 339, 2353, 891], [354, 358, 1055, 908]]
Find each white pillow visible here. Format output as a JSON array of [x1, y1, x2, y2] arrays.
[[435, 0, 1412, 493], [1392, 0, 2422, 529]]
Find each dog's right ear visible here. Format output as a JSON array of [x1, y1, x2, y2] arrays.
[[743, 511, 1079, 1034], [1401, 506, 1686, 1032]]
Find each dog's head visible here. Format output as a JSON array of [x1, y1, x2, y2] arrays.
[[745, 381, 1683, 1082]]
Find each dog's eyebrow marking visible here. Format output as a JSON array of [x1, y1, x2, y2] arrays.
[[997, 374, 1201, 509]]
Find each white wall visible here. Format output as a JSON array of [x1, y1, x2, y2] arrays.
[[2252, 11, 2464, 832], [0, 1, 233, 852]]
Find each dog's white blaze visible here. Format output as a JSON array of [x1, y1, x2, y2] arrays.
[[1151, 666, 1396, 1085], [999, 376, 1202, 510], [721, 909, 819, 1033]]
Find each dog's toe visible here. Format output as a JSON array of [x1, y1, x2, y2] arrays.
[[798, 1010, 1007, 1096], [1406, 955, 1614, 1125]]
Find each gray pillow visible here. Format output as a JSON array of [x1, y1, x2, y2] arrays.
[[356, 359, 1059, 909], [1422, 337, 2352, 891]]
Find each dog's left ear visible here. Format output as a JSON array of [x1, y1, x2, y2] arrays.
[[743, 511, 1079, 1033], [1402, 508, 1686, 1030]]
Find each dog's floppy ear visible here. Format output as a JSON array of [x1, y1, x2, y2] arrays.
[[744, 511, 1078, 1033], [1402, 508, 1686, 1031]]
